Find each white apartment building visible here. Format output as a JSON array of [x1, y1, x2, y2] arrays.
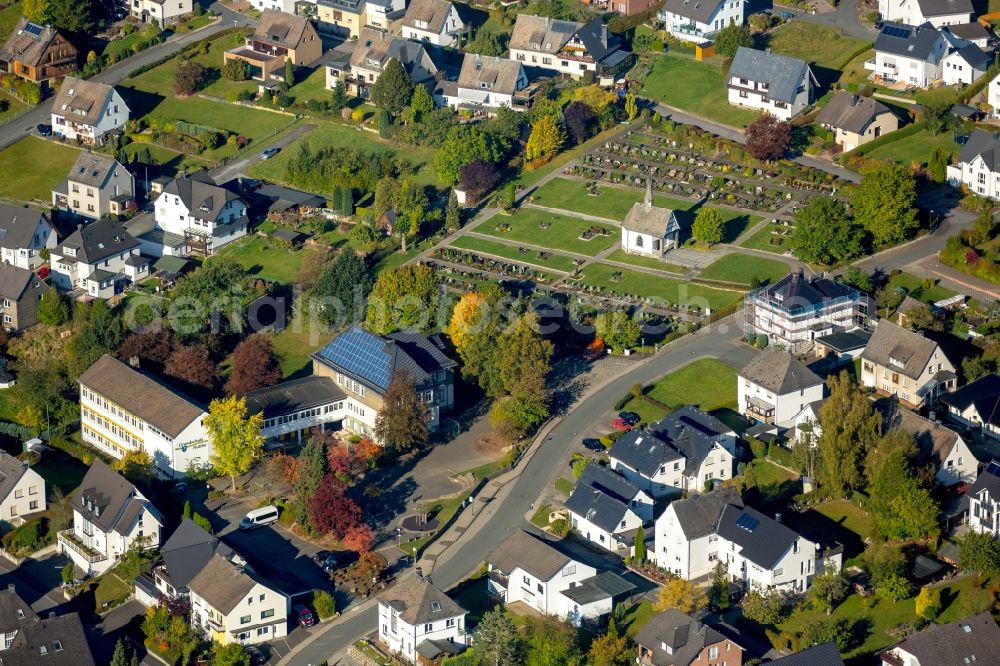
[[860, 319, 957, 409], [400, 0, 465, 47], [659, 0, 747, 41], [878, 0, 972, 28], [507, 14, 633, 82], [188, 554, 288, 645], [738, 348, 825, 426], [0, 204, 56, 271], [865, 22, 947, 88], [149, 172, 248, 257], [52, 152, 135, 220], [50, 78, 129, 145], [0, 452, 45, 529], [58, 460, 162, 576], [948, 127, 1000, 198], [376, 574, 467, 664], [78, 354, 211, 477], [968, 461, 1000, 537], [942, 374, 1000, 440], [566, 463, 652, 554], [130, 0, 189, 27], [48, 219, 145, 298], [941, 44, 991, 85], [727, 47, 815, 120]]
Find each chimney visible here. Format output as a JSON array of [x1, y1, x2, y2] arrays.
[[415, 566, 424, 579], [775, 512, 782, 523], [852, 94, 859, 106], [128, 356, 140, 368], [691, 620, 702, 634], [76, 223, 83, 232], [6, 584, 13, 594]]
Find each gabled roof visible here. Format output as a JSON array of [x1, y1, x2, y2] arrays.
[[0, 19, 67, 69], [402, 0, 456, 34], [768, 642, 845, 666], [350, 30, 439, 81], [946, 22, 989, 41], [71, 459, 160, 536], [753, 271, 860, 311], [668, 487, 743, 540], [312, 326, 455, 392], [78, 355, 206, 438], [509, 14, 579, 54], [565, 464, 642, 531], [634, 609, 737, 666], [0, 263, 44, 302], [970, 460, 1000, 500], [58, 219, 139, 265], [0, 453, 32, 508], [875, 397, 965, 471], [662, 0, 727, 24], [0, 203, 49, 251], [66, 152, 129, 189], [650, 406, 732, 474], [457, 54, 523, 96], [376, 573, 466, 625], [884, 613, 1000, 666], [161, 518, 238, 591], [716, 504, 804, 570], [740, 348, 823, 395], [728, 47, 812, 104], [915, 0, 972, 17], [0, 585, 39, 633], [946, 44, 991, 70], [1, 612, 95, 666], [941, 374, 1000, 428], [51, 78, 122, 128], [816, 91, 893, 134], [861, 319, 940, 381], [486, 529, 574, 581], [608, 430, 682, 477], [623, 182, 679, 237], [254, 10, 317, 50], [958, 128, 1000, 171], [187, 554, 272, 615], [874, 22, 944, 61], [161, 171, 242, 222]]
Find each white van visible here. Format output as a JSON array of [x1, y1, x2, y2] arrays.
[[239, 505, 279, 530]]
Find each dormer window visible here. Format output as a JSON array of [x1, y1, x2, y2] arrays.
[[889, 357, 905, 369]]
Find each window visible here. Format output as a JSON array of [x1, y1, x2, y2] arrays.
[[9, 507, 15, 517], [28, 501, 37, 511], [708, 646, 719, 660], [446, 618, 455, 628], [635, 235, 643, 248], [240, 615, 251, 624], [13, 490, 22, 499], [28, 486, 36, 496], [424, 623, 433, 632], [256, 626, 269, 636], [261, 609, 274, 619]]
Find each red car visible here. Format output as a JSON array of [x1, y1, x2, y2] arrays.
[[293, 604, 315, 627], [611, 418, 633, 431]]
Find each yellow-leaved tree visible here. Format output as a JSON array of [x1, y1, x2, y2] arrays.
[[525, 114, 565, 163], [205, 395, 264, 491], [654, 577, 706, 614]]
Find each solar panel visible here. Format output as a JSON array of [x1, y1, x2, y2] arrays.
[[883, 25, 910, 39], [319, 327, 392, 390], [987, 461, 1000, 478], [736, 513, 759, 532], [23, 22, 43, 36]]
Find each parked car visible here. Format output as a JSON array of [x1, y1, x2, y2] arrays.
[[611, 418, 633, 431], [259, 147, 280, 160], [311, 550, 333, 566], [293, 604, 315, 627], [581, 438, 604, 452], [617, 412, 640, 426], [245, 645, 266, 666], [35, 124, 51, 136], [321, 550, 359, 572]]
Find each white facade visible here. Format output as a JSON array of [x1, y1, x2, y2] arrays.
[[865, 42, 946, 87], [652, 503, 718, 579], [989, 72, 1000, 118], [190, 578, 289, 646], [509, 30, 600, 78], [366, 0, 406, 29], [660, 0, 747, 41], [489, 559, 597, 617], [935, 435, 977, 485], [738, 374, 825, 426], [970, 483, 1000, 536], [51, 88, 128, 144], [153, 188, 248, 256], [726, 535, 815, 592], [0, 217, 55, 271], [248, 0, 295, 11], [941, 48, 988, 85], [877, 0, 971, 27], [130, 0, 189, 26], [404, 4, 464, 46], [569, 505, 644, 554], [727, 79, 810, 120], [620, 225, 677, 256], [0, 462, 45, 529], [948, 152, 1000, 197], [61, 498, 161, 576], [49, 245, 140, 293], [378, 601, 466, 663]]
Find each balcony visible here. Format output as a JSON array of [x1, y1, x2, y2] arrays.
[[864, 59, 898, 78], [745, 396, 775, 424], [57, 530, 106, 564], [669, 23, 707, 39]]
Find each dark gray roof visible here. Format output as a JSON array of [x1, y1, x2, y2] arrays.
[[0, 263, 43, 302], [768, 642, 844, 666], [376, 573, 466, 625], [486, 529, 573, 581], [754, 272, 860, 311], [634, 609, 737, 666], [161, 171, 243, 222], [958, 128, 1000, 171], [0, 204, 49, 250], [946, 22, 989, 40], [559, 571, 636, 605], [623, 185, 680, 237], [861, 319, 940, 381], [669, 487, 743, 540], [728, 47, 812, 104], [816, 92, 893, 134], [0, 586, 38, 633], [915, 0, 972, 16], [565, 464, 641, 531], [716, 504, 802, 570], [351, 29, 439, 82], [942, 374, 1000, 428], [0, 453, 30, 507], [884, 613, 1000, 666], [575, 18, 615, 62], [949, 44, 991, 70], [608, 430, 681, 477], [242, 376, 346, 420], [874, 22, 944, 61], [661, 0, 725, 24], [59, 219, 139, 264], [160, 518, 236, 590], [650, 406, 733, 475], [317, 0, 363, 11], [66, 152, 128, 189], [970, 460, 1000, 500], [256, 183, 326, 208], [815, 329, 871, 353], [71, 459, 160, 535], [1, 612, 95, 666], [740, 348, 823, 395]]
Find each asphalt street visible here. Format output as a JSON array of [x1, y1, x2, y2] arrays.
[[286, 315, 756, 665]]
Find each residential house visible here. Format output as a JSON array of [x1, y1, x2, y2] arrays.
[[49, 220, 143, 297], [738, 348, 825, 426], [0, 452, 45, 530], [946, 127, 1000, 196], [860, 318, 957, 408], [326, 30, 438, 99], [52, 153, 135, 220], [585, 0, 657, 17], [376, 573, 468, 664], [50, 78, 129, 145], [635, 609, 744, 666], [727, 47, 816, 120], [946, 22, 991, 48], [791, 398, 826, 445], [188, 553, 289, 645], [968, 460, 1000, 536], [401, 0, 465, 47], [565, 463, 653, 554], [0, 263, 47, 331], [941, 373, 1000, 439], [316, 0, 365, 38], [865, 22, 947, 87], [815, 91, 899, 152], [769, 643, 844, 666], [310, 326, 456, 438], [942, 43, 991, 85], [879, 613, 1000, 666], [878, 0, 972, 28], [0, 204, 55, 271], [224, 10, 322, 82], [653, 488, 825, 592], [130, 0, 189, 27], [745, 271, 871, 353], [78, 355, 211, 476], [608, 406, 737, 498], [659, 0, 748, 40], [0, 605, 96, 666], [366, 0, 407, 30], [508, 15, 634, 82], [620, 180, 680, 257], [0, 19, 77, 88], [485, 530, 635, 626], [148, 171, 248, 256], [438, 53, 532, 112], [248, 0, 295, 13], [876, 398, 978, 485], [57, 459, 162, 576]]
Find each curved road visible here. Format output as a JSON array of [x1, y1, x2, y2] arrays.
[[286, 315, 756, 665]]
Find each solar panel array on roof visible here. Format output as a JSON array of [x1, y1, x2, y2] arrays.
[[23, 22, 43, 36], [317, 327, 392, 389], [736, 513, 759, 532], [883, 24, 911, 38], [985, 460, 1000, 478]]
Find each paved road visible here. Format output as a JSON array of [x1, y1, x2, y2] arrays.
[[782, 0, 876, 40], [0, 3, 256, 153], [210, 122, 317, 184], [285, 316, 756, 665]]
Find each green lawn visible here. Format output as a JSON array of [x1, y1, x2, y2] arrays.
[[750, 458, 800, 504], [247, 121, 441, 189], [739, 222, 795, 254], [621, 600, 658, 637], [782, 499, 871, 559], [399, 490, 472, 556], [862, 130, 958, 167], [289, 66, 329, 104], [270, 309, 327, 379], [217, 235, 306, 284], [0, 1, 22, 40], [764, 22, 871, 71], [640, 53, 760, 128], [33, 456, 88, 495], [888, 272, 958, 304], [645, 358, 738, 412], [530, 504, 552, 528], [448, 235, 578, 273], [0, 138, 81, 203], [479, 209, 618, 257], [554, 477, 574, 495], [603, 249, 689, 274], [698, 254, 790, 286], [93, 572, 132, 611], [579, 263, 743, 310], [103, 30, 162, 61], [0, 90, 27, 126]]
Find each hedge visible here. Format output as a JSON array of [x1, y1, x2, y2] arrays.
[[849, 120, 927, 158]]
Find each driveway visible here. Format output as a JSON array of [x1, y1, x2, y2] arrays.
[[209, 122, 318, 185], [782, 0, 876, 40]]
